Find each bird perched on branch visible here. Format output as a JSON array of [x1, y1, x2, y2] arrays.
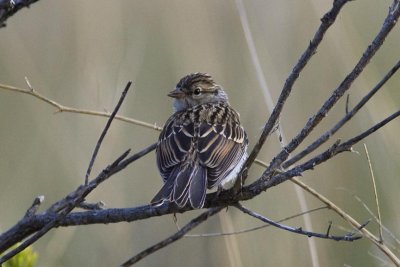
[[151, 73, 248, 209]]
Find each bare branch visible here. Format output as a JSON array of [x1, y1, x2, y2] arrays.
[[336, 111, 400, 152], [85, 81, 132, 184], [264, 2, 400, 179], [0, 82, 134, 262], [286, 177, 400, 265], [231, 110, 399, 202], [271, 111, 399, 188], [0, 104, 397, 263], [352, 194, 400, 247], [120, 207, 223, 267], [283, 59, 400, 168], [77, 201, 105, 211], [24, 195, 44, 218], [236, 0, 352, 188], [345, 94, 350, 114], [0, 0, 40, 27], [235, 203, 362, 241], [0, 144, 154, 255], [185, 206, 328, 237], [0, 83, 163, 131]]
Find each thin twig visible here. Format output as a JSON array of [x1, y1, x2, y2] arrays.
[[235, 203, 361, 241], [288, 177, 400, 265], [0, 0, 41, 27], [0, 82, 133, 262], [336, 111, 400, 152], [235, 0, 320, 264], [2, 85, 396, 243], [283, 59, 400, 169], [0, 108, 397, 258], [352, 194, 400, 246], [120, 207, 223, 266], [98, 143, 157, 179], [0, 145, 154, 254], [85, 81, 132, 184], [264, 3, 400, 179], [14, 109, 393, 231], [24, 195, 44, 218], [0, 199, 78, 264], [0, 83, 163, 131], [185, 206, 327, 237], [246, 111, 400, 193], [77, 201, 105, 210], [364, 144, 383, 243], [0, 149, 129, 263], [236, 0, 352, 188]]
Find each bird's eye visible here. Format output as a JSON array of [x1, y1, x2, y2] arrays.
[[193, 88, 201, 96]]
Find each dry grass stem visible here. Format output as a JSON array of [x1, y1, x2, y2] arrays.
[[0, 83, 163, 131], [364, 144, 384, 243]]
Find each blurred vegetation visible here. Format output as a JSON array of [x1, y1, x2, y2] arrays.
[[0, 0, 399, 266], [2, 244, 37, 267]]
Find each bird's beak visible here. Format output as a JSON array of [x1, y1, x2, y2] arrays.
[[168, 88, 185, 99]]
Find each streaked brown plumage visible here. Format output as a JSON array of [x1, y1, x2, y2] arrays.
[[151, 73, 248, 209]]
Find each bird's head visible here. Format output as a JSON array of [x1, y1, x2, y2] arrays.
[[168, 73, 228, 112]]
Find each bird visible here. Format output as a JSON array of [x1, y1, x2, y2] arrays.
[[151, 73, 248, 209]]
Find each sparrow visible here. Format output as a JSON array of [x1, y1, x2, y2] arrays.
[[151, 73, 248, 209]]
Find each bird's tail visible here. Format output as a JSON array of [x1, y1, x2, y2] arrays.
[[151, 163, 207, 209]]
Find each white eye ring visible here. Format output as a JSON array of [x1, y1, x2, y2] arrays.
[[193, 87, 201, 96]]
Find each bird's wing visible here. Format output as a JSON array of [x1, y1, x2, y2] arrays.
[[156, 116, 194, 182], [197, 121, 248, 188], [155, 116, 208, 208]]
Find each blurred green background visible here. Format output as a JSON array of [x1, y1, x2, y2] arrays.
[[0, 0, 399, 266]]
